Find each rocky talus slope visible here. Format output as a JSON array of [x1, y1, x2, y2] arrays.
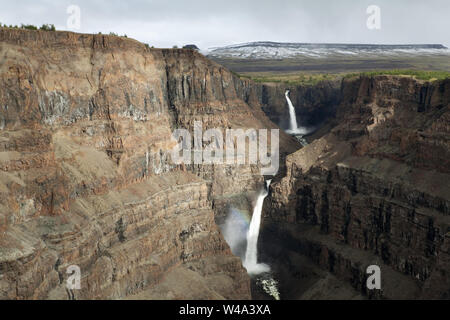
[[264, 75, 450, 299], [0, 29, 299, 299]]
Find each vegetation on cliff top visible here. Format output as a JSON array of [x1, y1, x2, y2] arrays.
[[1, 24, 132, 39], [343, 69, 450, 82], [238, 69, 450, 86], [0, 23, 56, 31], [239, 73, 341, 86]]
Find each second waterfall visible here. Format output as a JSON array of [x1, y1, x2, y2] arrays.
[[285, 90, 299, 133], [243, 180, 271, 275]]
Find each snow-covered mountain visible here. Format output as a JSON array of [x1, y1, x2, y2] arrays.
[[207, 42, 450, 59]]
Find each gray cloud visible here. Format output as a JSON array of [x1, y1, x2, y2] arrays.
[[0, 0, 448, 49]]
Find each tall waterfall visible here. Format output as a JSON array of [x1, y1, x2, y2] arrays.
[[244, 180, 271, 275], [285, 90, 299, 133]]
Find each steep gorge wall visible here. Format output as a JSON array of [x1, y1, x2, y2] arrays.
[[264, 75, 450, 299], [0, 28, 299, 299]]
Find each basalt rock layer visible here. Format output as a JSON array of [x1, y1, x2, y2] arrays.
[[0, 28, 299, 299], [264, 75, 450, 299]]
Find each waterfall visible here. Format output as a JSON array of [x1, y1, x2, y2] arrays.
[[285, 90, 299, 133], [243, 180, 271, 275], [285, 90, 316, 138], [221, 180, 281, 299]]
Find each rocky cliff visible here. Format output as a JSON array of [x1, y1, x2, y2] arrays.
[[247, 81, 340, 130], [264, 75, 450, 299], [0, 28, 299, 299], [2, 28, 448, 301], [161, 49, 299, 221]]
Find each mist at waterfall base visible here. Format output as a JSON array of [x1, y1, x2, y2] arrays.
[[220, 181, 280, 300], [221, 208, 249, 260], [243, 181, 271, 275], [285, 90, 315, 136], [220, 186, 270, 274]]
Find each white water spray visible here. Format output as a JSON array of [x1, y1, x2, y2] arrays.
[[244, 180, 271, 275], [284, 90, 316, 137], [285, 90, 299, 132]]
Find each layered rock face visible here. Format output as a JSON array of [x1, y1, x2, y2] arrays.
[[265, 75, 450, 299], [3, 28, 447, 301], [161, 49, 299, 220], [0, 28, 299, 299]]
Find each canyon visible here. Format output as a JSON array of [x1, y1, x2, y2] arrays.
[[0, 28, 448, 300], [262, 75, 450, 299], [0, 28, 287, 299]]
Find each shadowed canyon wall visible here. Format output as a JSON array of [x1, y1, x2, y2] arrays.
[[263, 75, 450, 299], [249, 81, 340, 130]]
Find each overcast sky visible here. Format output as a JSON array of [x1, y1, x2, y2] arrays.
[[0, 0, 449, 49]]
